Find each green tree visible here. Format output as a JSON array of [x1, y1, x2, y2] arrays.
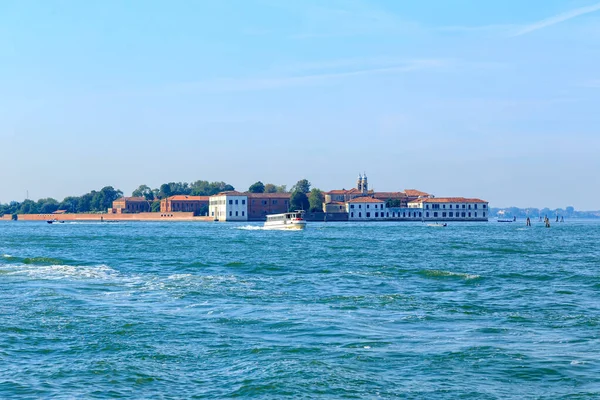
[[248, 181, 265, 193], [386, 199, 402, 208], [159, 183, 172, 199], [19, 199, 39, 214], [190, 180, 235, 196], [151, 201, 161, 212], [132, 184, 154, 200], [289, 191, 309, 211], [308, 188, 324, 212], [38, 198, 59, 214], [292, 179, 311, 194], [264, 183, 287, 193]]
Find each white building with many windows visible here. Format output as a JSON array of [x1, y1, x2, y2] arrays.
[[209, 191, 248, 221], [346, 197, 387, 221], [408, 197, 489, 221]]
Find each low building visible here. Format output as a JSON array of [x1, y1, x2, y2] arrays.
[[373, 192, 409, 207], [160, 195, 209, 214], [409, 197, 489, 221], [111, 197, 150, 214], [404, 189, 432, 202], [247, 193, 291, 221], [209, 191, 248, 221], [346, 197, 387, 221], [323, 201, 347, 213]]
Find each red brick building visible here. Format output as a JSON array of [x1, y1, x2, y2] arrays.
[[160, 195, 209, 214], [112, 197, 150, 213], [247, 193, 291, 220]]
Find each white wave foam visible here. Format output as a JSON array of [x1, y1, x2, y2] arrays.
[[2, 254, 11, 258], [4, 264, 119, 280], [236, 225, 264, 230]]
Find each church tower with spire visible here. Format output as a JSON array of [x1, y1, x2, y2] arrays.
[[357, 173, 363, 192], [361, 173, 368, 194]]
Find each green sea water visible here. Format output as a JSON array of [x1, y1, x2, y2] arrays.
[[1, 220, 599, 399]]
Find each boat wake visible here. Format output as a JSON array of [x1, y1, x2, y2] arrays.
[[236, 225, 265, 231], [1, 263, 119, 280]]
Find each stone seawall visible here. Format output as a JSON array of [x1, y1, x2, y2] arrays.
[[12, 212, 213, 222]]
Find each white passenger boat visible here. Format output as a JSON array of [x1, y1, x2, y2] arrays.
[[427, 222, 447, 227], [264, 211, 307, 230]]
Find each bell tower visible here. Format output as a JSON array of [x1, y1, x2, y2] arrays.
[[357, 174, 363, 191], [361, 173, 368, 194]]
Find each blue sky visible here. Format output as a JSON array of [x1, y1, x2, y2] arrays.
[[1, 0, 599, 209]]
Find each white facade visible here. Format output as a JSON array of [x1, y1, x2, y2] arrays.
[[209, 192, 248, 221], [346, 198, 387, 221], [408, 198, 489, 221]]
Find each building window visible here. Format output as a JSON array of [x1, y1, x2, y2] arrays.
[[350, 205, 355, 209], [462, 212, 466, 217], [242, 211, 245, 216], [359, 205, 362, 209], [449, 212, 453, 217], [367, 205, 370, 209], [426, 205, 430, 209], [475, 212, 478, 217], [443, 205, 446, 209], [474, 204, 478, 209], [351, 212, 354, 218], [483, 204, 487, 209], [468, 205, 472, 209], [442, 212, 447, 217], [449, 205, 453, 209], [483, 212, 486, 217], [235, 199, 238, 205], [229, 200, 233, 205], [229, 211, 232, 216], [434, 212, 438, 218], [426, 212, 429, 218], [366, 212, 370, 218], [468, 212, 471, 217], [419, 212, 422, 217], [375, 212, 379, 217], [403, 212, 406, 217], [387, 212, 389, 217], [236, 211, 239, 216], [359, 212, 362, 218]]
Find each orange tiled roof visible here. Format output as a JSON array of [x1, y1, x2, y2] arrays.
[[118, 197, 147, 202], [404, 189, 430, 197], [167, 195, 209, 201], [246, 192, 291, 199], [409, 197, 487, 204], [346, 197, 385, 203], [373, 192, 407, 199]]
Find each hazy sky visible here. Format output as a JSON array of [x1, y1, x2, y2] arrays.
[[1, 0, 599, 209]]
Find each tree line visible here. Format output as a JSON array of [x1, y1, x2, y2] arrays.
[[0, 178, 327, 215]]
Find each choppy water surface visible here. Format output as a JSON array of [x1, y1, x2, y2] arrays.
[[1, 220, 599, 399]]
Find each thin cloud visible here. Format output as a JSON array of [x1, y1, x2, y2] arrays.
[[512, 2, 600, 36]]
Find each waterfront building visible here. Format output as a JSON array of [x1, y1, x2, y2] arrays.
[[111, 197, 150, 213], [160, 195, 209, 214], [323, 201, 347, 213], [346, 197, 387, 221], [408, 197, 489, 221], [247, 193, 291, 220], [209, 191, 248, 221]]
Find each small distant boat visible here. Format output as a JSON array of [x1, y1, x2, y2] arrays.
[[46, 219, 64, 224], [427, 222, 447, 227], [497, 219, 514, 223], [264, 211, 306, 230]]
